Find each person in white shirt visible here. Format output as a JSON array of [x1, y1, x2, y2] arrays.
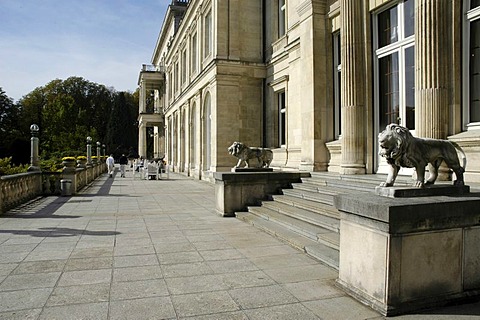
[[106, 154, 115, 178]]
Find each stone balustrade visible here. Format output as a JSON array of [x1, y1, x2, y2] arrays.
[[0, 162, 107, 214], [0, 171, 42, 214]]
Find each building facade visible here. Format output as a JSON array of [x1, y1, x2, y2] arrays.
[[138, 0, 480, 182]]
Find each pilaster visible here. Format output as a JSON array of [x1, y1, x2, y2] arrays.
[[138, 122, 147, 158]]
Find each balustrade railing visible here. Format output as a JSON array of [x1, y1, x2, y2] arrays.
[[0, 172, 42, 213], [0, 162, 107, 214]]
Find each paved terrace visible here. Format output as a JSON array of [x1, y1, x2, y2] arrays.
[[0, 167, 479, 319]]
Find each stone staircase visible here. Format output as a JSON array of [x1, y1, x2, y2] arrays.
[[236, 172, 413, 270]]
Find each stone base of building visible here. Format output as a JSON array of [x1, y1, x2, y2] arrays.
[[334, 191, 480, 316], [214, 171, 308, 217]]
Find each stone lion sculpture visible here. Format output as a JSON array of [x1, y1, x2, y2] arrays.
[[378, 123, 466, 188], [228, 141, 273, 168]]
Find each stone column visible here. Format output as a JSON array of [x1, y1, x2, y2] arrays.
[[139, 81, 146, 114], [138, 122, 147, 158], [340, 0, 366, 174], [415, 0, 449, 139]]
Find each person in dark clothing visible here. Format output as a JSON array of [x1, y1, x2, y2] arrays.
[[119, 154, 128, 178]]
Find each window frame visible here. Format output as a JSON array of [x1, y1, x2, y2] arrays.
[[191, 31, 198, 76], [204, 9, 212, 59], [463, 0, 480, 130], [181, 48, 187, 86]]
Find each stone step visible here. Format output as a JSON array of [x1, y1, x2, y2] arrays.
[[272, 195, 340, 220], [282, 188, 335, 206], [247, 206, 339, 249], [298, 178, 377, 193], [261, 200, 339, 233], [309, 171, 414, 187], [235, 211, 339, 270]]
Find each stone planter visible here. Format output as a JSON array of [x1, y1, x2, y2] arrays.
[[62, 160, 76, 168], [76, 159, 87, 168]]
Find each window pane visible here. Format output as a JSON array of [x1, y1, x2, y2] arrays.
[[378, 5, 398, 47], [405, 46, 415, 129], [404, 0, 414, 38], [192, 33, 197, 72], [471, 19, 480, 122], [182, 50, 187, 84], [471, 0, 480, 9], [204, 10, 212, 57], [379, 53, 399, 129]]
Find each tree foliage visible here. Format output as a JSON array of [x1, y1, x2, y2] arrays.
[[0, 87, 28, 165], [0, 77, 139, 166]]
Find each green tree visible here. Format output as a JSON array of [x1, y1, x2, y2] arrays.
[[105, 91, 138, 157], [0, 87, 30, 164], [18, 77, 114, 159]]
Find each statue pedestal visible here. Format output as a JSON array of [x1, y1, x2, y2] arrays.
[[231, 167, 273, 173], [375, 185, 470, 198], [214, 171, 307, 217], [334, 190, 480, 316]]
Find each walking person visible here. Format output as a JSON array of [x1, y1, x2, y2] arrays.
[[119, 154, 128, 178], [106, 154, 115, 178]]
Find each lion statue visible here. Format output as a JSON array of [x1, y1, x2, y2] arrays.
[[378, 123, 466, 188], [228, 141, 273, 168]]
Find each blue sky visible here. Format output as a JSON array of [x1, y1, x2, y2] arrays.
[[0, 0, 169, 101]]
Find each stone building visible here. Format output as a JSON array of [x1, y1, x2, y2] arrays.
[[138, 0, 480, 182]]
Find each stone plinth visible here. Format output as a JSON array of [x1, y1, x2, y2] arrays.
[[231, 167, 273, 173], [375, 185, 470, 198], [214, 171, 307, 217], [334, 192, 480, 316]]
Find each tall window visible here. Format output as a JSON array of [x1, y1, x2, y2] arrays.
[[278, 0, 286, 37], [181, 49, 187, 85], [465, 0, 480, 126], [278, 91, 286, 146], [375, 0, 415, 131], [169, 71, 173, 101], [191, 32, 197, 74], [333, 32, 341, 138], [174, 61, 179, 93], [204, 10, 212, 58]]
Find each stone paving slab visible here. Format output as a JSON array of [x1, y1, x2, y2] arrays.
[[0, 168, 479, 319]]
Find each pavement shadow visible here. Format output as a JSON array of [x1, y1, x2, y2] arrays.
[[412, 298, 480, 317], [3, 196, 82, 219], [0, 227, 120, 238], [95, 172, 116, 196], [79, 172, 139, 197]]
